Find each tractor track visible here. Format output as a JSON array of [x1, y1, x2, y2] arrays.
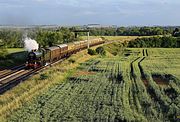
[[138, 49, 171, 116], [130, 57, 141, 80], [138, 49, 148, 86], [129, 49, 149, 116]]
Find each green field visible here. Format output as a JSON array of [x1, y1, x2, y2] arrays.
[[81, 36, 160, 42], [81, 36, 139, 42], [5, 48, 180, 122], [7, 48, 25, 53]]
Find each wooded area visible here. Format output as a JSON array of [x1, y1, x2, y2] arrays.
[[128, 36, 180, 48]]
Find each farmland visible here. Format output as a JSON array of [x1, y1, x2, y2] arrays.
[[5, 47, 180, 121]]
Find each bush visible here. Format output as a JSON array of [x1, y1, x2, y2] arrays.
[[0, 47, 8, 59], [96, 46, 106, 56], [88, 49, 96, 55], [128, 36, 180, 48], [68, 58, 75, 63], [39, 73, 49, 80]]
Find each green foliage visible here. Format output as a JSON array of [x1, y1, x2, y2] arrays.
[[173, 28, 180, 37], [87, 48, 96, 55], [68, 58, 76, 63], [0, 47, 8, 59], [35, 28, 75, 47], [0, 27, 78, 48], [0, 29, 23, 48], [95, 46, 106, 56], [104, 42, 125, 56], [39, 73, 49, 80], [78, 27, 173, 36], [5, 48, 180, 122], [128, 36, 180, 48]]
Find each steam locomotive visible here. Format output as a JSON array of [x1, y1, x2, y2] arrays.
[[26, 38, 105, 69]]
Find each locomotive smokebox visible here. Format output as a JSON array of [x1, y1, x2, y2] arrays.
[[31, 49, 37, 52]]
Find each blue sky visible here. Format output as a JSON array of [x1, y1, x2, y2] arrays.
[[0, 0, 179, 26]]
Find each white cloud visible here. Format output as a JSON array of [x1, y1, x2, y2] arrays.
[[0, 0, 180, 25]]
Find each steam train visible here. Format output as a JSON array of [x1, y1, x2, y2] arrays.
[[26, 38, 105, 69]]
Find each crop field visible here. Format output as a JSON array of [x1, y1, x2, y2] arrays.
[[5, 48, 180, 121], [81, 36, 139, 42], [81, 36, 159, 42]]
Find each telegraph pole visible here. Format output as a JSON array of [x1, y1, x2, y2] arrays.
[[73, 29, 90, 48], [87, 32, 90, 49]]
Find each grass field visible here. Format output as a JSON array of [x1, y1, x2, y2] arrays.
[[7, 48, 25, 53], [81, 36, 139, 41], [81, 36, 159, 42], [2, 47, 179, 121]]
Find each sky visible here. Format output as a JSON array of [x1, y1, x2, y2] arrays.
[[0, 0, 180, 26]]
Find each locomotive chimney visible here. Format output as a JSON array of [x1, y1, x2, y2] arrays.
[[38, 44, 41, 51]]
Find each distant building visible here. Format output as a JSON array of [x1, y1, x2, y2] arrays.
[[83, 24, 118, 29]]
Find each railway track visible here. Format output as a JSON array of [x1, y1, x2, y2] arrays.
[[0, 41, 113, 94], [0, 64, 26, 79], [0, 58, 66, 94]]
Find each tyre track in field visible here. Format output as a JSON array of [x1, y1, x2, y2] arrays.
[[129, 49, 151, 119], [137, 49, 162, 119], [138, 49, 172, 119], [138, 49, 148, 86], [92, 61, 114, 121], [110, 62, 126, 120], [138, 49, 169, 118], [146, 49, 148, 56], [106, 62, 121, 121], [129, 57, 142, 115]]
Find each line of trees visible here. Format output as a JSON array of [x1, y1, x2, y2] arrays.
[[0, 29, 23, 48], [81, 27, 174, 36], [0, 27, 81, 59], [34, 28, 80, 47], [128, 36, 180, 48], [0, 27, 81, 48], [0, 26, 180, 49]]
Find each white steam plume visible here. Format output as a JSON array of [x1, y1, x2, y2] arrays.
[[24, 37, 39, 52]]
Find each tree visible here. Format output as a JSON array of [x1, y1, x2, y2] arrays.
[[0, 40, 8, 59], [128, 36, 179, 48], [96, 46, 106, 56], [88, 49, 96, 55]]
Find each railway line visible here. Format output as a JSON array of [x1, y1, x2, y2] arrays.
[[0, 40, 116, 94], [0, 58, 66, 94], [0, 64, 26, 79]]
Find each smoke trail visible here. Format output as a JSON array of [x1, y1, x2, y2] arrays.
[[24, 37, 39, 52]]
